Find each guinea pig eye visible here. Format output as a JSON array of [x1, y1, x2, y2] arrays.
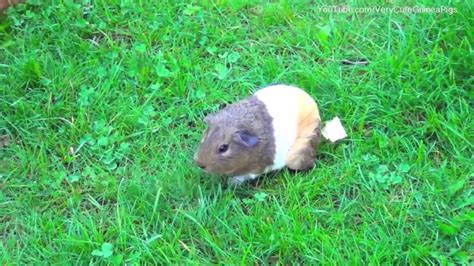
[[218, 144, 229, 153]]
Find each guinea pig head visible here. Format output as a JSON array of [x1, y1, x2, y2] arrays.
[[194, 113, 262, 176]]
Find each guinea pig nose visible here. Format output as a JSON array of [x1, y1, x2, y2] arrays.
[[196, 162, 206, 169]]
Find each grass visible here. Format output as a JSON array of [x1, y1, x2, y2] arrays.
[[0, 0, 472, 264]]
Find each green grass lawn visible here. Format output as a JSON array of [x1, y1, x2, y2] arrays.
[[1, 0, 473, 264]]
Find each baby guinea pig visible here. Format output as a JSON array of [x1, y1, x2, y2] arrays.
[[194, 84, 321, 186]]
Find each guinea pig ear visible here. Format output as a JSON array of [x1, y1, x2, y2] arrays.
[[232, 131, 259, 148]]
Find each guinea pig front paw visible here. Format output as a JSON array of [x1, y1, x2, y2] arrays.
[[228, 174, 259, 187], [228, 175, 249, 187]]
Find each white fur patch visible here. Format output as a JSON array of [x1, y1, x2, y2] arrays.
[[254, 85, 299, 171]]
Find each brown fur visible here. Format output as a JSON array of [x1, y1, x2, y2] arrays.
[[0, 0, 22, 11], [195, 96, 275, 176], [285, 90, 321, 170]]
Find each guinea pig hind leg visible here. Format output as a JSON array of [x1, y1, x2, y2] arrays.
[[286, 128, 321, 171], [285, 140, 316, 170]]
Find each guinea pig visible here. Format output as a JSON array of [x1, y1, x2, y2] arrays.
[[194, 84, 321, 186]]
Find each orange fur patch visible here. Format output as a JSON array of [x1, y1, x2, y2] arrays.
[[285, 90, 320, 166]]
